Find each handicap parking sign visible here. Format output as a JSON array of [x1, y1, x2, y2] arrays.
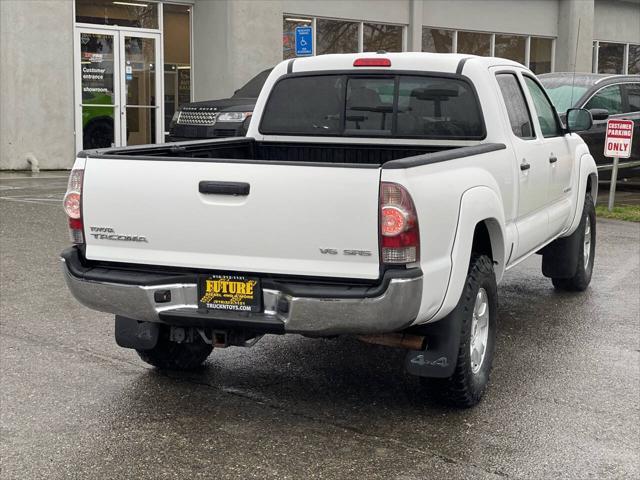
[[295, 26, 313, 56]]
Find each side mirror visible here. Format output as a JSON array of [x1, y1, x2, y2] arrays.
[[566, 108, 593, 132], [589, 108, 609, 121]]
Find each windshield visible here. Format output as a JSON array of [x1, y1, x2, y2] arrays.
[[233, 69, 272, 98], [260, 74, 485, 139], [543, 85, 589, 113], [538, 76, 597, 113]]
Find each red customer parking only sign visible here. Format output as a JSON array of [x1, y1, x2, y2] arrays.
[[604, 119, 634, 158]]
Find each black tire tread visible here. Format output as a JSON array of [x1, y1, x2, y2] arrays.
[[552, 193, 595, 292], [425, 254, 497, 408]]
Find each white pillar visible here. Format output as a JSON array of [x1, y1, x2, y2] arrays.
[[408, 0, 423, 52], [555, 0, 595, 72]]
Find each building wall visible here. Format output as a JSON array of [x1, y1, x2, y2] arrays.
[[421, 0, 559, 37], [192, 0, 415, 101], [282, 0, 411, 25], [0, 0, 75, 170], [1, 0, 639, 170], [193, 0, 232, 100], [194, 0, 282, 100], [594, 0, 640, 43]]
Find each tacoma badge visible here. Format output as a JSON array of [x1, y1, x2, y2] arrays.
[[89, 226, 148, 243]]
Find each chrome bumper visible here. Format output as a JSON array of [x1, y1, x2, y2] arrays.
[[61, 258, 422, 335]]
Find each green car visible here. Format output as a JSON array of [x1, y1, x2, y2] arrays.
[[82, 93, 114, 149]]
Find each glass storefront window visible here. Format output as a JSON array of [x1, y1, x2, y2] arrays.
[[422, 28, 453, 53], [494, 34, 526, 65], [597, 42, 625, 74], [629, 44, 640, 74], [317, 18, 359, 55], [457, 31, 491, 56], [530, 37, 553, 74], [363, 23, 403, 52], [163, 3, 191, 133], [76, 0, 158, 29], [283, 17, 312, 59]]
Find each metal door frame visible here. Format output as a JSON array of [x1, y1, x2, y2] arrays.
[[117, 29, 163, 147], [74, 26, 122, 153], [74, 27, 162, 152]]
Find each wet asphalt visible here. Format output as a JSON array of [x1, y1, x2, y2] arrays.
[[1, 172, 638, 480]]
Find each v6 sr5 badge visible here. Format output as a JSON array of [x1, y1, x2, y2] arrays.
[[319, 248, 372, 256]]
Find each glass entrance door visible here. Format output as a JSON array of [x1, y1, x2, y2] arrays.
[[119, 32, 161, 146], [75, 28, 161, 152], [76, 28, 120, 150]]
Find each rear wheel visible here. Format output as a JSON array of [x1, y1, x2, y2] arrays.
[[136, 329, 212, 370], [424, 255, 497, 408], [551, 193, 596, 291]]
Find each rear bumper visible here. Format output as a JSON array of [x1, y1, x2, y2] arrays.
[[60, 249, 422, 336]]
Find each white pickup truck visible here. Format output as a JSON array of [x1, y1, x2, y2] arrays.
[[61, 53, 598, 407]]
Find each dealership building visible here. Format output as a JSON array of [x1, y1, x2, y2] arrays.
[[1, 0, 638, 170]]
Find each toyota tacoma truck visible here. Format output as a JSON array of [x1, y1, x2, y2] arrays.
[[61, 53, 598, 408]]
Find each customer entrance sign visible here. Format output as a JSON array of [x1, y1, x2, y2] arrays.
[[604, 119, 633, 158], [295, 26, 313, 56]]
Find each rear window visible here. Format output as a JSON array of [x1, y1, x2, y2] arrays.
[[260, 74, 485, 139]]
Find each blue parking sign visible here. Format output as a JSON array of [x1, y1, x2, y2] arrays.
[[295, 26, 313, 56]]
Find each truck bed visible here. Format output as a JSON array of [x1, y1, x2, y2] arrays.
[[78, 137, 504, 279]]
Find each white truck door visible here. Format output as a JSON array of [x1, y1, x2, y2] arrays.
[[521, 74, 574, 237], [494, 70, 550, 259]]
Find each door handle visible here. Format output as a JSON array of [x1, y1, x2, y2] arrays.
[[549, 156, 558, 164], [199, 181, 250, 196], [520, 162, 531, 171]]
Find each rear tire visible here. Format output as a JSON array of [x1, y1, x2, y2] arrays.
[[551, 193, 596, 292], [423, 255, 497, 408], [136, 329, 212, 370]]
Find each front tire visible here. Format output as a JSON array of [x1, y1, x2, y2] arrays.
[[424, 255, 498, 408], [551, 193, 596, 292], [136, 329, 212, 370]]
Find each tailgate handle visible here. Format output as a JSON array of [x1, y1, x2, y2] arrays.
[[199, 181, 250, 196]]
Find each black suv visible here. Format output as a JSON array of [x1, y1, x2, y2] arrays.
[[539, 73, 640, 182], [168, 69, 272, 141]]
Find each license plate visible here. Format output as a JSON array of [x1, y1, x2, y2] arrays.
[[197, 274, 262, 313]]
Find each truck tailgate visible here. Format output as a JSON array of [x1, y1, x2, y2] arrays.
[[82, 158, 382, 280]]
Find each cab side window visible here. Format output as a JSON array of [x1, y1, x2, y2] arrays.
[[584, 84, 623, 115], [496, 73, 534, 139], [523, 76, 561, 137], [624, 83, 640, 113]]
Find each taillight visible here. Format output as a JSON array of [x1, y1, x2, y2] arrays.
[[380, 182, 419, 264], [353, 58, 391, 67], [63, 163, 85, 244]]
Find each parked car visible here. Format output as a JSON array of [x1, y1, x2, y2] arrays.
[[168, 68, 272, 141], [539, 73, 640, 182], [62, 53, 598, 408]]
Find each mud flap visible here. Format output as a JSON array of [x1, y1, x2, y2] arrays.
[[404, 313, 462, 379], [115, 316, 159, 350], [540, 226, 581, 279]]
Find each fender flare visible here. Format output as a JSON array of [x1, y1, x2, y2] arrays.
[[431, 186, 506, 322], [566, 152, 598, 236]]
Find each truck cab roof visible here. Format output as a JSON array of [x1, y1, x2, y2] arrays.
[[287, 52, 525, 75]]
